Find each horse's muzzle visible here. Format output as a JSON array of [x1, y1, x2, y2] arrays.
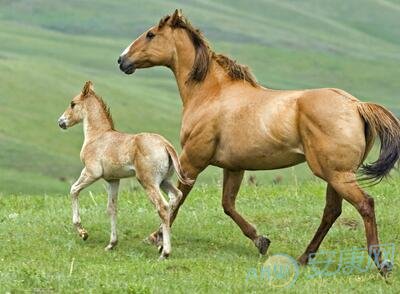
[[118, 56, 136, 75], [58, 118, 67, 130]]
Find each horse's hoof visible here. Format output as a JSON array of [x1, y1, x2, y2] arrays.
[[379, 260, 393, 278], [297, 254, 309, 266], [254, 235, 271, 255]]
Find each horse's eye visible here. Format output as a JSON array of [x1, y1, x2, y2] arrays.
[[146, 31, 155, 40], [70, 102, 75, 108]]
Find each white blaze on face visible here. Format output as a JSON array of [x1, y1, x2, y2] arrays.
[[120, 35, 142, 57], [121, 42, 133, 56]]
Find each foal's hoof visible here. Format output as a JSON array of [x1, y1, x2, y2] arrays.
[[79, 230, 89, 241], [158, 252, 170, 261], [379, 260, 393, 278], [105, 241, 118, 251], [147, 230, 163, 247], [254, 236, 271, 255]]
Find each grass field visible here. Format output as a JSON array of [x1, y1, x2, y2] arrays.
[[0, 0, 400, 194], [1, 177, 399, 293]]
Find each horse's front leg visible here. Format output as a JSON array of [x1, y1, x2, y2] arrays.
[[105, 180, 120, 250], [70, 168, 98, 240], [222, 169, 270, 254]]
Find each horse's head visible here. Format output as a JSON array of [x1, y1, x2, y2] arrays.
[[118, 9, 201, 75], [58, 81, 94, 129]]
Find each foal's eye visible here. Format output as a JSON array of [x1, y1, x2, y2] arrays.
[[70, 102, 76, 108], [146, 31, 155, 40]]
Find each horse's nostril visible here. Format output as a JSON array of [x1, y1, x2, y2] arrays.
[[117, 56, 122, 64]]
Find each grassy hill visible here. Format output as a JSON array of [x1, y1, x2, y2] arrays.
[[1, 179, 399, 292], [0, 0, 399, 194]]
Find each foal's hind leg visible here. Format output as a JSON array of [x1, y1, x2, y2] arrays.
[[298, 184, 342, 265], [160, 180, 183, 217], [148, 180, 182, 249], [222, 169, 270, 255], [142, 184, 171, 259]]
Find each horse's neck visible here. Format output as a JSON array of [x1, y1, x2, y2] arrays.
[[83, 101, 112, 142], [172, 57, 221, 107], [170, 35, 221, 106]]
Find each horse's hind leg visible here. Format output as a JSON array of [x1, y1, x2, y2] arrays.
[[222, 169, 270, 255], [142, 183, 171, 259], [328, 173, 391, 275], [160, 180, 183, 216], [298, 184, 342, 265], [146, 180, 183, 249]]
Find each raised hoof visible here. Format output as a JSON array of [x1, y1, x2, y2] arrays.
[[254, 236, 271, 255], [379, 260, 393, 278], [79, 230, 89, 241]]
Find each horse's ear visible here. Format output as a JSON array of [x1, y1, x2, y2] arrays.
[[82, 81, 94, 97], [171, 9, 183, 26]]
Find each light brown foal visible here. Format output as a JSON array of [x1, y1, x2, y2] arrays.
[[118, 10, 400, 274], [58, 81, 192, 259]]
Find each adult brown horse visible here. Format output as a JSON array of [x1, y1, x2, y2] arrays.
[[118, 10, 400, 274]]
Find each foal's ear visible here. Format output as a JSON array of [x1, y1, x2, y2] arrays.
[[82, 81, 94, 97], [171, 9, 183, 26]]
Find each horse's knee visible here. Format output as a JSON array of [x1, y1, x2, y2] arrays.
[[70, 186, 80, 197]]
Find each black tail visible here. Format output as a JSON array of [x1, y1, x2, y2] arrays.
[[357, 102, 400, 183]]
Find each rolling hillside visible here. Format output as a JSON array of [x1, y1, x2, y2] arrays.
[[0, 0, 399, 194]]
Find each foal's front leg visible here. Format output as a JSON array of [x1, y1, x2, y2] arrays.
[[70, 168, 98, 240], [105, 180, 120, 251]]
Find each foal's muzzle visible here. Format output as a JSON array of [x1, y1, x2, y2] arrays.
[[58, 117, 67, 129], [118, 55, 136, 75]]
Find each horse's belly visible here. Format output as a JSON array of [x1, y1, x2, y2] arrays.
[[212, 144, 305, 171], [103, 163, 136, 180]]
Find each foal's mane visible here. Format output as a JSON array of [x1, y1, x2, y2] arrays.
[[92, 92, 115, 130], [158, 13, 258, 87]]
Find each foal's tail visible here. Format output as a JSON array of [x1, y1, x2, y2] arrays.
[[164, 144, 194, 186], [357, 102, 400, 183]]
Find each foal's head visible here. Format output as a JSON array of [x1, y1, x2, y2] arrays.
[[58, 81, 95, 129], [118, 9, 210, 80]]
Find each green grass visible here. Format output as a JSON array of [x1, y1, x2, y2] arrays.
[[1, 178, 399, 292], [0, 1, 400, 194]]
